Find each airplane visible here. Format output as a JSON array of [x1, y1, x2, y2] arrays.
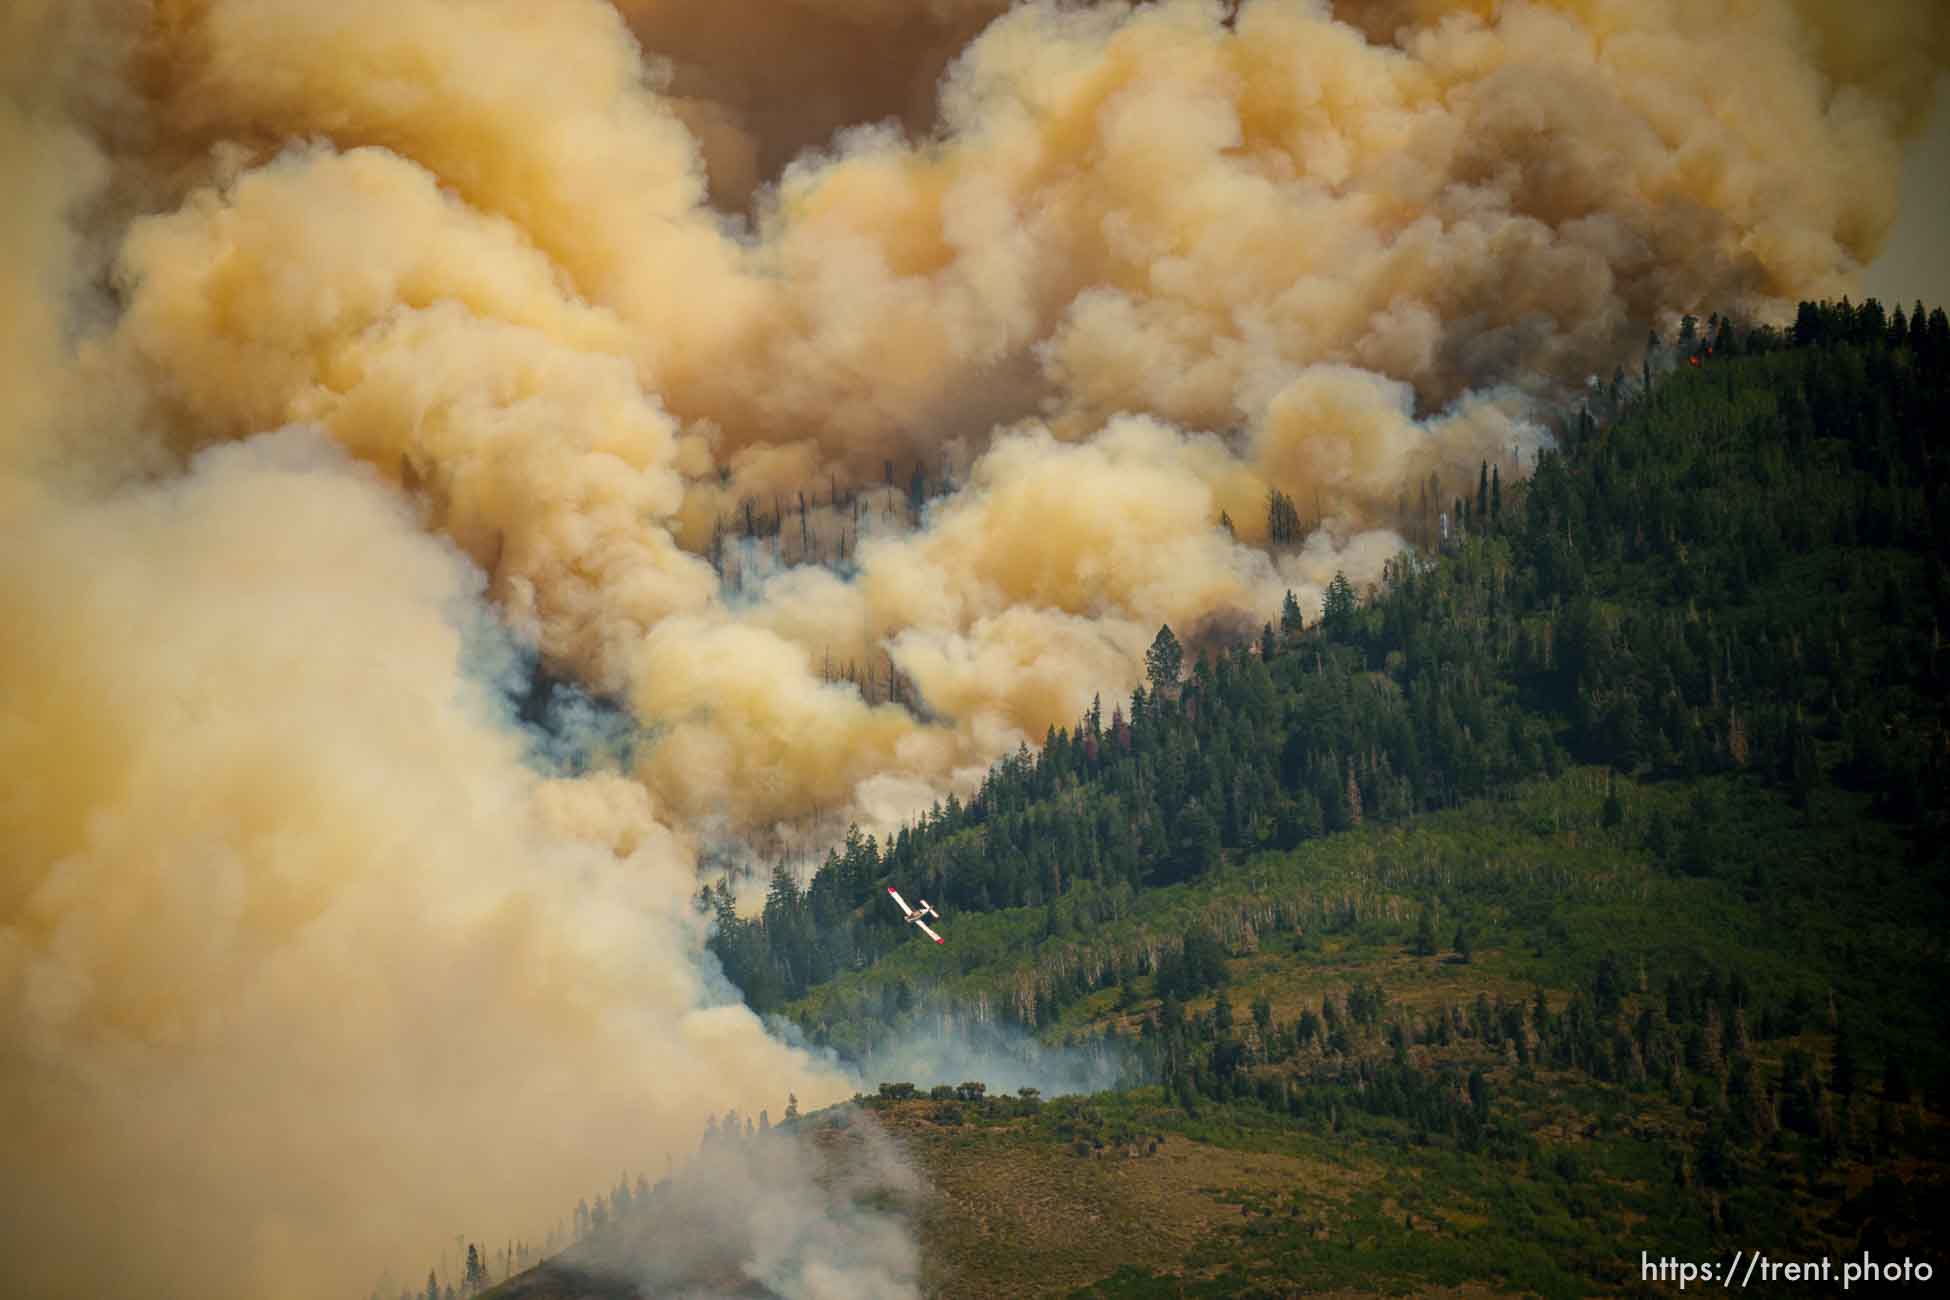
[[886, 886, 945, 944]]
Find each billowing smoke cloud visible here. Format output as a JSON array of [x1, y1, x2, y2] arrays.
[[559, 1110, 925, 1300], [613, 0, 1010, 211], [4, 1, 1944, 1297], [0, 432, 854, 1300]]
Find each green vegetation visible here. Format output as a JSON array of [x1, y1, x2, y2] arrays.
[[712, 301, 1949, 1037], [780, 301, 1947, 1293], [487, 300, 1950, 1297]]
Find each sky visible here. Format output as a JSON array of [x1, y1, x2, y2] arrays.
[[1866, 73, 1950, 308]]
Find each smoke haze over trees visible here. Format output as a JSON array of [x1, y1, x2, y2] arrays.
[[709, 305, 1950, 1053], [3, 1, 1948, 1296]]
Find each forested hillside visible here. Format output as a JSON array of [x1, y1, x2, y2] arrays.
[[707, 299, 1949, 1026], [478, 305, 1950, 1298]]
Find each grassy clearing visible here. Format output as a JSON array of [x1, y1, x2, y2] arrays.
[[793, 765, 1945, 1081]]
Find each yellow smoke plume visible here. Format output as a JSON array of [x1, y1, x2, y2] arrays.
[[0, 436, 850, 1300], [4, 2, 1945, 1297]]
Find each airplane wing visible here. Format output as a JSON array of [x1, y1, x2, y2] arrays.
[[915, 918, 945, 944], [886, 886, 914, 917]]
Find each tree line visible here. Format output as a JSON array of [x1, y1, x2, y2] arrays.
[[703, 299, 1949, 1032]]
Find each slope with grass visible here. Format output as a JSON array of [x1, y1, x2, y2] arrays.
[[472, 305, 1950, 1297]]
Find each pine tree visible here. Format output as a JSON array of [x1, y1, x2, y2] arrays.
[[1145, 624, 1183, 692], [1793, 300, 1823, 347], [1715, 314, 1737, 357], [1174, 799, 1222, 879], [1280, 590, 1304, 640], [1321, 572, 1357, 635], [1857, 297, 1886, 342], [1266, 488, 1302, 545], [1413, 903, 1437, 957]]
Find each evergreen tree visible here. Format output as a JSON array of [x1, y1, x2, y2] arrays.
[[1266, 488, 1303, 545], [1413, 903, 1437, 957], [1321, 572, 1357, 635], [907, 463, 927, 519], [1714, 314, 1737, 356], [1279, 589, 1305, 640], [1145, 624, 1184, 692]]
